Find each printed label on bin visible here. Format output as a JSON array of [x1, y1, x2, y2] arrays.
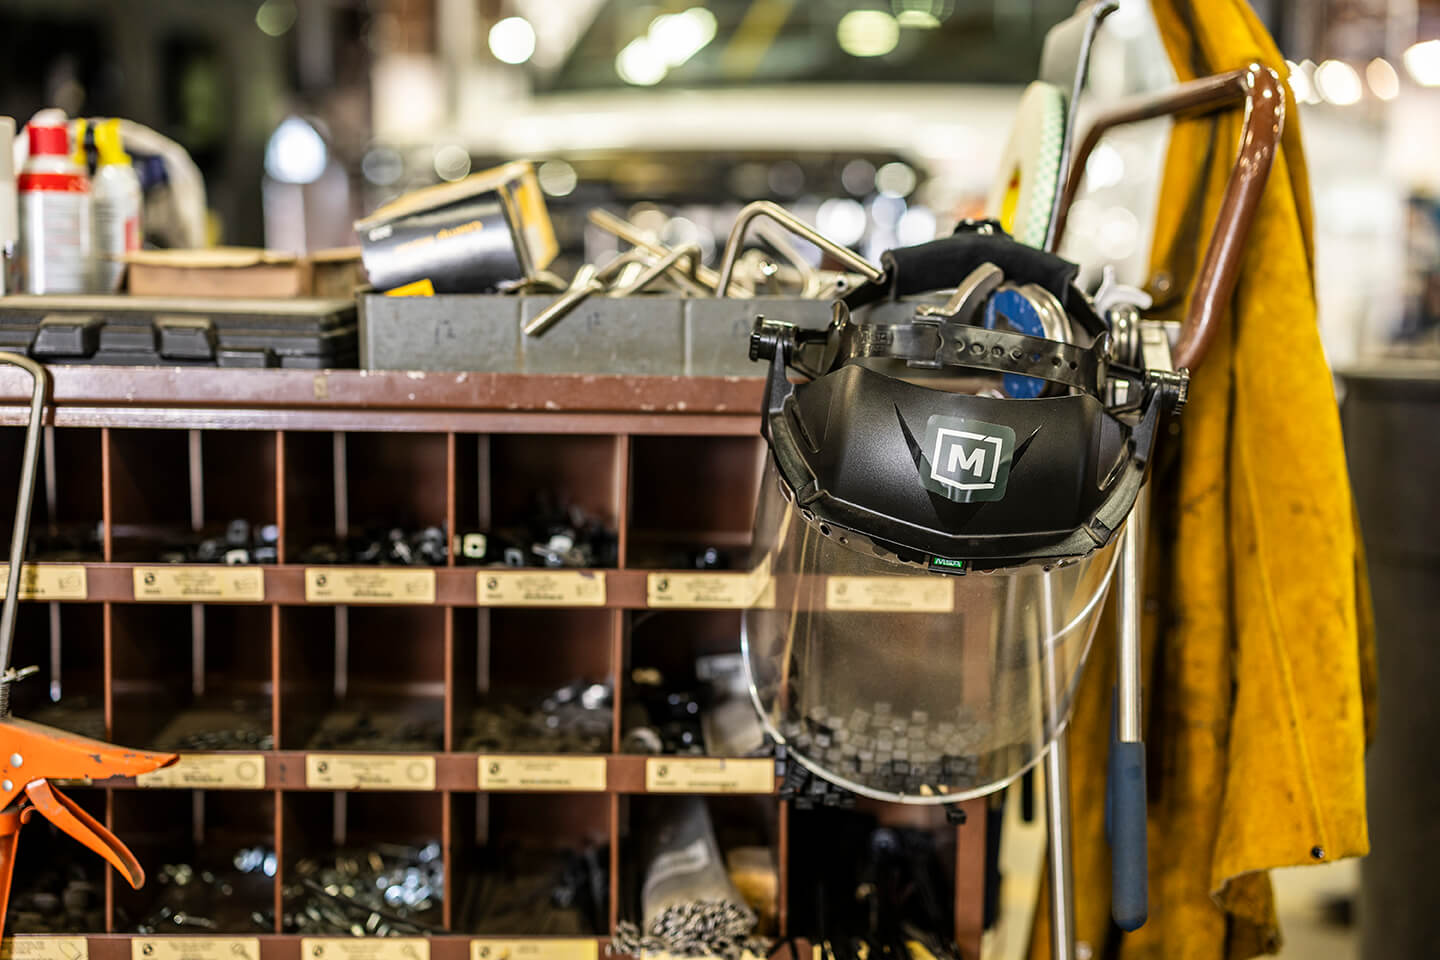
[[478, 755, 606, 791], [303, 940, 429, 960], [305, 568, 435, 604], [305, 754, 436, 790], [825, 576, 955, 613], [647, 558, 773, 609], [130, 938, 259, 960], [645, 757, 774, 793], [136, 753, 266, 789], [2, 937, 88, 960], [477, 570, 606, 606], [133, 566, 264, 602], [0, 564, 87, 601], [471, 940, 597, 960]]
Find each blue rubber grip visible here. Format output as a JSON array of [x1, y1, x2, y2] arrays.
[[1109, 739, 1149, 931]]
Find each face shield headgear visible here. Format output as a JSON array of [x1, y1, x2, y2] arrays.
[[741, 228, 1187, 804]]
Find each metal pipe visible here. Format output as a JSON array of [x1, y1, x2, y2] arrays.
[[1052, 63, 1284, 372], [1117, 489, 1146, 743], [716, 201, 884, 298], [1177, 65, 1284, 372], [0, 353, 48, 686], [1039, 571, 1075, 960], [1044, 0, 1118, 253], [1046, 731, 1077, 960]]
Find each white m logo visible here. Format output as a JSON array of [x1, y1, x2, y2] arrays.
[[931, 428, 1005, 491], [947, 442, 989, 479]]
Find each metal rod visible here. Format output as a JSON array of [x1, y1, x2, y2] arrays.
[[0, 352, 49, 684], [586, 208, 731, 295], [1051, 63, 1284, 372], [609, 244, 702, 297], [749, 218, 821, 298], [1044, 0, 1118, 253], [1040, 570, 1075, 960], [523, 263, 605, 338], [1046, 730, 1077, 960], [716, 200, 884, 298], [1117, 488, 1146, 743]]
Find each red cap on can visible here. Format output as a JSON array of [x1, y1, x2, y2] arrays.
[[27, 124, 70, 156]]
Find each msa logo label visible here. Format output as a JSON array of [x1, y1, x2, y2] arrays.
[[920, 416, 1015, 502]]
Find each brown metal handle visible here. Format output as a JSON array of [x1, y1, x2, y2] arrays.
[[1053, 63, 1284, 371]]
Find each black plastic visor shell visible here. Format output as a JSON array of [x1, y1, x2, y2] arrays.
[[763, 362, 1156, 570]]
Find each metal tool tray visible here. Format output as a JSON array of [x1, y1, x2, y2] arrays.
[[359, 293, 927, 376]]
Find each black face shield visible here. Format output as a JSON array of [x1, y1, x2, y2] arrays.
[[741, 228, 1187, 803]]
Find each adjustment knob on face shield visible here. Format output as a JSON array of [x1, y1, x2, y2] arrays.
[[748, 318, 795, 363]]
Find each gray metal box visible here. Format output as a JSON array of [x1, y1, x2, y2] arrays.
[[360, 293, 834, 375], [518, 295, 686, 375], [360, 294, 520, 372]]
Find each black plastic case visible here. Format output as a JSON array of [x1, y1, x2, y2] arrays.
[[0, 295, 358, 368]]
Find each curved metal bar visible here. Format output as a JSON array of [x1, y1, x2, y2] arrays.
[[609, 244, 702, 297], [586, 208, 732, 297], [0, 353, 48, 685], [1053, 63, 1284, 371], [749, 218, 821, 298], [716, 201, 885, 298]]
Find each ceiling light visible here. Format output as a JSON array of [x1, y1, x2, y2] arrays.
[[489, 17, 536, 65], [1366, 58, 1399, 100], [1403, 39, 1440, 86], [649, 8, 718, 68], [837, 11, 900, 58], [1314, 59, 1362, 105], [616, 37, 667, 86]]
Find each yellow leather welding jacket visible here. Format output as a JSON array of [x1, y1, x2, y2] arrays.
[[1030, 1, 1376, 957]]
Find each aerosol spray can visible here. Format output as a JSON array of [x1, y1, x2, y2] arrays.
[[90, 118, 141, 292], [17, 111, 92, 294], [0, 117, 16, 296]]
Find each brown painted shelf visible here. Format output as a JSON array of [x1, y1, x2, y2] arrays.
[[0, 367, 985, 955], [6, 563, 759, 609], [4, 935, 815, 960], [92, 752, 781, 794], [0, 368, 764, 433]]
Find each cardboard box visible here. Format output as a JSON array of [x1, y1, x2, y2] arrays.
[[123, 247, 366, 298]]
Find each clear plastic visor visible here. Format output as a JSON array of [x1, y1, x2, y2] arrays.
[[742, 458, 1118, 804]]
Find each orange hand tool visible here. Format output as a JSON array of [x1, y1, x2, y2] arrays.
[[0, 353, 176, 933]]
